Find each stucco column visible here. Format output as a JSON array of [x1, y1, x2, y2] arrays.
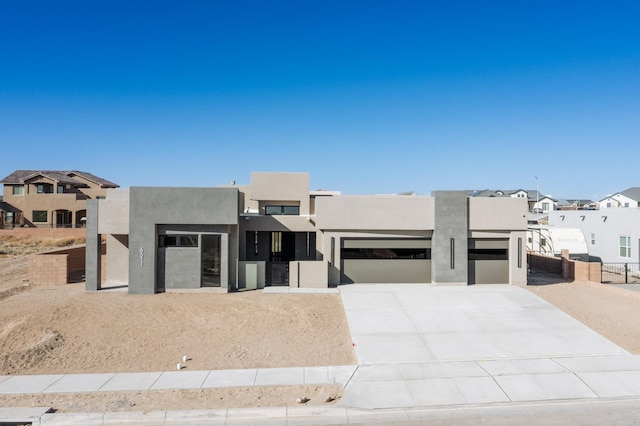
[[85, 200, 102, 291], [432, 191, 469, 285]]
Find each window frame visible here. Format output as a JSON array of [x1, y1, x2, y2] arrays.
[[264, 205, 300, 216], [619, 236, 631, 258], [12, 185, 24, 196], [36, 183, 53, 194], [32, 210, 48, 223], [159, 234, 199, 248]]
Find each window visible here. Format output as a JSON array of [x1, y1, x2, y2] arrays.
[[36, 183, 53, 194], [341, 238, 431, 260], [341, 247, 431, 259], [159, 234, 198, 247], [624, 202, 629, 207], [542, 202, 549, 211], [32, 210, 48, 223], [620, 236, 631, 258], [541, 238, 547, 247], [57, 186, 64, 194], [468, 248, 508, 261], [265, 205, 299, 215], [591, 233, 596, 245], [12, 185, 24, 195]]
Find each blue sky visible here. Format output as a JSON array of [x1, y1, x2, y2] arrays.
[[1, 1, 638, 200]]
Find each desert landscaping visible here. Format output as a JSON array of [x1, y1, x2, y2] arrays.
[[1, 228, 640, 413]]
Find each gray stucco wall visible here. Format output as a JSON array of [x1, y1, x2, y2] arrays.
[[432, 191, 468, 284], [128, 187, 239, 294]]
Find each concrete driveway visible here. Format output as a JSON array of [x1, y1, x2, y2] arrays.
[[338, 284, 640, 410]]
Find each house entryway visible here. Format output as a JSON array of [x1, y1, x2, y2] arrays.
[[267, 231, 295, 286]]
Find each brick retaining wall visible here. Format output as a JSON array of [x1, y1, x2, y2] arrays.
[[528, 251, 601, 283], [28, 245, 86, 285]]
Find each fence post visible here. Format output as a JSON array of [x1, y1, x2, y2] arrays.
[[625, 263, 628, 284]]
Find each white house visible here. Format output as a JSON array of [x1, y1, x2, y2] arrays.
[[599, 187, 640, 209], [548, 208, 640, 264], [532, 196, 557, 214]]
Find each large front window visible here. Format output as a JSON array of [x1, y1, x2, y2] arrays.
[[620, 236, 631, 258]]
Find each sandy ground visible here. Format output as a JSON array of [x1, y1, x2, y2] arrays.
[[1, 230, 640, 413], [0, 264, 354, 413], [526, 270, 640, 354]]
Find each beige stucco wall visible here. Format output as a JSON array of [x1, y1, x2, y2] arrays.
[[241, 215, 316, 233], [509, 231, 527, 285], [97, 190, 129, 235], [250, 172, 310, 215], [468, 197, 528, 230], [315, 195, 435, 230], [289, 260, 329, 288], [105, 234, 129, 285]]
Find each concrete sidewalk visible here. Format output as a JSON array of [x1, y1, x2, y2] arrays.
[[4, 284, 640, 424], [0, 365, 356, 394]]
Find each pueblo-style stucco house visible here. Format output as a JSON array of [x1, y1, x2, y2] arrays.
[[86, 172, 528, 294], [0, 170, 119, 228]]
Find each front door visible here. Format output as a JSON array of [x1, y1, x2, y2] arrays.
[[56, 210, 72, 228], [267, 231, 295, 286], [202, 234, 221, 287]]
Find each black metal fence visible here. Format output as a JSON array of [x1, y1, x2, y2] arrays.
[[601, 262, 640, 284]]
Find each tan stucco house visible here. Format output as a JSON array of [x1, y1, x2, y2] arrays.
[[0, 170, 119, 228]]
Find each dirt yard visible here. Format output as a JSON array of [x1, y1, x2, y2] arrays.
[[2, 229, 640, 413]]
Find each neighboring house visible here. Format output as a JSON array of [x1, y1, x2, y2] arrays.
[[548, 209, 640, 264], [0, 170, 119, 228], [599, 187, 640, 209], [532, 196, 557, 214], [561, 199, 598, 210], [86, 172, 528, 294]]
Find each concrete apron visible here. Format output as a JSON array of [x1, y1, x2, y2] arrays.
[[338, 284, 640, 410]]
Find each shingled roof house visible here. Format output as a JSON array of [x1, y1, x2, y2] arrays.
[[0, 170, 119, 228]]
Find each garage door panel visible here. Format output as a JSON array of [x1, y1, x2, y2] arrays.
[[342, 259, 431, 283]]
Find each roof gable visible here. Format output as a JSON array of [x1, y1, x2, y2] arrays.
[[620, 187, 640, 202], [0, 170, 119, 188]]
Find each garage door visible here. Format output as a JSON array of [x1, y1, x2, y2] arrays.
[[341, 238, 431, 283], [468, 239, 509, 284]]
